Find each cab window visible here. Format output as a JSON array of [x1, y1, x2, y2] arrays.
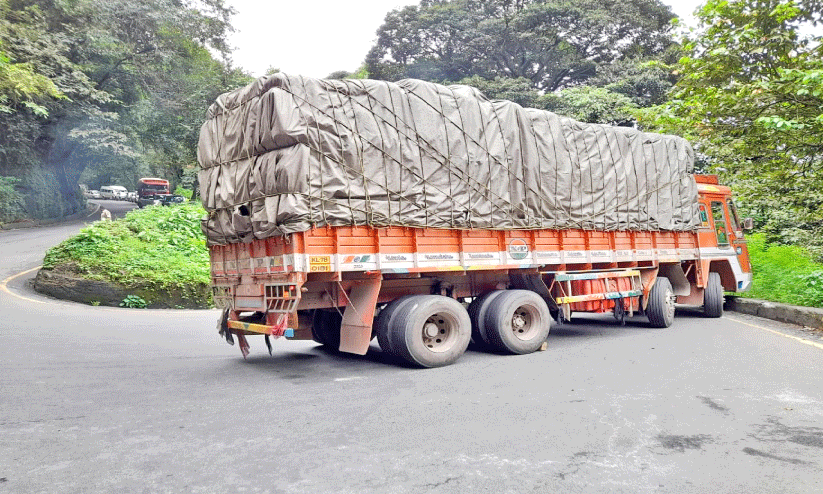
[[711, 201, 729, 246]]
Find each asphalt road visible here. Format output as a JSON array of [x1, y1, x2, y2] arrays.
[[1, 207, 822, 493]]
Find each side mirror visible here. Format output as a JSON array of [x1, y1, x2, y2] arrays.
[[742, 217, 754, 230]]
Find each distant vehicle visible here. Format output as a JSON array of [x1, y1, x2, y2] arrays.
[[136, 178, 170, 208], [127, 191, 138, 202], [100, 185, 128, 200], [146, 194, 186, 207], [159, 194, 186, 206], [85, 190, 101, 199]]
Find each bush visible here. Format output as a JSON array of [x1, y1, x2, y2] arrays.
[[0, 175, 25, 223], [120, 295, 148, 308], [42, 202, 211, 307], [174, 185, 193, 200], [743, 233, 823, 308]]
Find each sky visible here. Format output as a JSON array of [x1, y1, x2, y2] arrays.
[[226, 0, 706, 79]]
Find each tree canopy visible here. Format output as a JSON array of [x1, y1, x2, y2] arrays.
[[366, 0, 676, 91], [0, 0, 249, 221], [638, 0, 823, 249]]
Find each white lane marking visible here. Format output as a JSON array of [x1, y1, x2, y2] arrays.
[[334, 377, 364, 382], [727, 315, 823, 351]]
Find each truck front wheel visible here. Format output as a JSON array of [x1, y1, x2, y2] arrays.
[[703, 272, 724, 318], [647, 277, 675, 328], [483, 290, 551, 354], [389, 295, 471, 368]]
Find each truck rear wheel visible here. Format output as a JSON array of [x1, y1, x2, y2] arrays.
[[703, 272, 724, 318], [375, 296, 414, 358], [647, 277, 675, 328], [467, 290, 505, 350], [311, 309, 342, 349], [389, 295, 471, 368], [483, 290, 551, 354]]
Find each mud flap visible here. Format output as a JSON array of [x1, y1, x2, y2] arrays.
[[339, 277, 382, 355], [236, 333, 250, 359], [217, 308, 234, 345]]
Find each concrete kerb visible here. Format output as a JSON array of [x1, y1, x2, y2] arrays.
[[726, 297, 823, 330], [0, 203, 100, 231]]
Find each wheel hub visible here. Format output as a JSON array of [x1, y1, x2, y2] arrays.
[[421, 313, 455, 352], [423, 322, 440, 338]]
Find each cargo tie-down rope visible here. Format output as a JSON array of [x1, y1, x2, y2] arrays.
[[198, 74, 698, 245]]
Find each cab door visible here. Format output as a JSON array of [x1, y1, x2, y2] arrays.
[[723, 198, 752, 275]]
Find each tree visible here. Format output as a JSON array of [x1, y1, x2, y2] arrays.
[[587, 45, 682, 107], [366, 0, 676, 91], [454, 75, 541, 107], [540, 85, 637, 125], [638, 0, 823, 250], [0, 0, 242, 220]]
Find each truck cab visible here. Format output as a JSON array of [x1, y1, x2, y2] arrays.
[[694, 174, 753, 294], [136, 178, 170, 208]]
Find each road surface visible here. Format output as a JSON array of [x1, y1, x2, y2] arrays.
[[1, 207, 821, 493]]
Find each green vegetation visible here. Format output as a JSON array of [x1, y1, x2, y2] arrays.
[[0, 175, 24, 223], [174, 186, 193, 200], [743, 234, 823, 308], [120, 295, 149, 309], [638, 0, 823, 252], [0, 0, 250, 224], [42, 203, 211, 308]]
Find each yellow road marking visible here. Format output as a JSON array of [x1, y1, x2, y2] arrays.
[[726, 315, 823, 351], [0, 265, 47, 304]]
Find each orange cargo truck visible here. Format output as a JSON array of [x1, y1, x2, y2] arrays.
[[198, 74, 752, 367]]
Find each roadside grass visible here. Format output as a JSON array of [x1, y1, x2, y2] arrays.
[[42, 203, 211, 307], [743, 233, 823, 307]]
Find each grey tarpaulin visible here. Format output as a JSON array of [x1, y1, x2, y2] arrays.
[[197, 73, 699, 246]]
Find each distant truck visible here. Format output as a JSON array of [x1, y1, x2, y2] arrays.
[[136, 178, 170, 208], [197, 74, 753, 368]]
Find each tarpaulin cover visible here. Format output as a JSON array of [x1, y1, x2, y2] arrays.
[[197, 73, 699, 245]]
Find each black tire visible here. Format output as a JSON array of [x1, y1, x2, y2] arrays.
[[647, 277, 675, 328], [703, 272, 724, 318], [311, 309, 343, 349], [483, 290, 551, 354], [389, 295, 471, 368], [375, 296, 415, 358], [467, 290, 505, 350]]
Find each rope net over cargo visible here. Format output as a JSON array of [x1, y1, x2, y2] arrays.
[[197, 73, 699, 245]]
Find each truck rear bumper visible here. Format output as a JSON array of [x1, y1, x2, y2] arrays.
[[226, 320, 294, 338]]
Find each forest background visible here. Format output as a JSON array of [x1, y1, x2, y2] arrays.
[[2, 0, 822, 259]]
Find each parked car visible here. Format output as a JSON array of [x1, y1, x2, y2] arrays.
[[146, 194, 187, 206], [86, 190, 101, 199], [127, 191, 138, 202], [100, 185, 128, 200]]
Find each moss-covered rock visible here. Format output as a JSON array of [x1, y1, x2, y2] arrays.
[[35, 203, 213, 309]]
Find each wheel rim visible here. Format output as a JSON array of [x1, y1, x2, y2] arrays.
[[420, 311, 459, 353], [511, 305, 539, 341], [665, 289, 676, 321]]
